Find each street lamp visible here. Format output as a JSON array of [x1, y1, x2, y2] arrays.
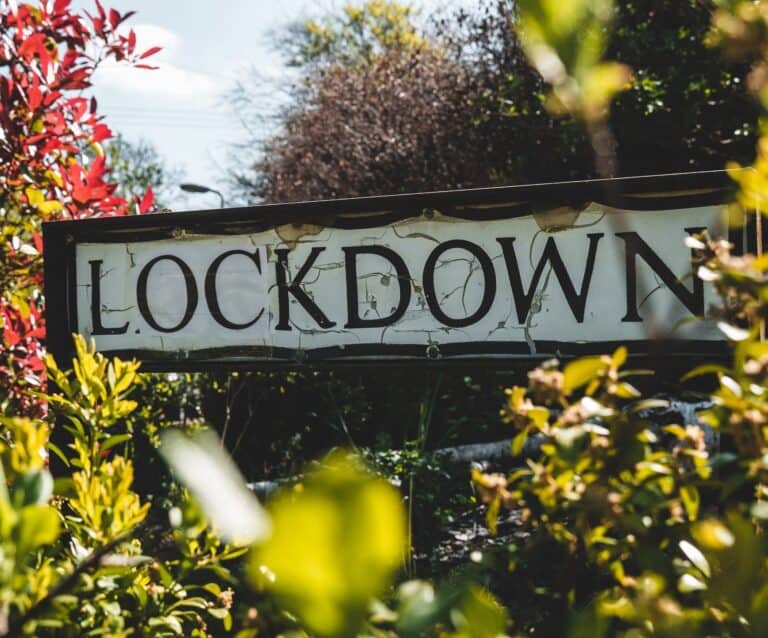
[[180, 182, 225, 208]]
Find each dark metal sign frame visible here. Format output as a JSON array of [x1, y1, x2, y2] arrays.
[[43, 170, 745, 372]]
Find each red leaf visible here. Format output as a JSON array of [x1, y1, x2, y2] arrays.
[[61, 49, 79, 68], [43, 90, 62, 107], [18, 33, 46, 60], [4, 328, 21, 347], [108, 8, 120, 30], [138, 186, 154, 214], [54, 0, 71, 13], [69, 96, 88, 121], [127, 28, 136, 53], [54, 68, 90, 90], [1, 307, 21, 346], [32, 232, 43, 255], [87, 155, 107, 184], [25, 355, 45, 373], [91, 122, 111, 142], [27, 84, 42, 111], [139, 46, 161, 60]]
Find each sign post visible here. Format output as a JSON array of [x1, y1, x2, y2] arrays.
[[43, 171, 744, 371]]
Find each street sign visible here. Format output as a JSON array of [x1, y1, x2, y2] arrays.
[[43, 171, 745, 370]]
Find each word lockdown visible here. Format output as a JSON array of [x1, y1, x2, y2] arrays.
[[44, 174, 738, 368], [62, 203, 721, 366]]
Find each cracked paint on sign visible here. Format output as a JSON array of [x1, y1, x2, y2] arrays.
[[74, 205, 724, 360]]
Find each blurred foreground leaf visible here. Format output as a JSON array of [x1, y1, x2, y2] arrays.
[[159, 429, 270, 545], [517, 0, 630, 120], [250, 452, 406, 638]]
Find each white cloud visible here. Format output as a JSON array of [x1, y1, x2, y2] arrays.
[[93, 23, 220, 102]]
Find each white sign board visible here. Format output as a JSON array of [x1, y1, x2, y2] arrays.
[[62, 203, 723, 365]]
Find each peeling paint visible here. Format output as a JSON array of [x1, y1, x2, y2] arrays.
[[532, 205, 586, 232], [275, 223, 325, 250], [73, 205, 724, 362]]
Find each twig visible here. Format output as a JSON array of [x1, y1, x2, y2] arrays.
[[4, 522, 160, 638]]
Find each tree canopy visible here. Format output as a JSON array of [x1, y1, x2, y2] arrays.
[[229, 0, 758, 203]]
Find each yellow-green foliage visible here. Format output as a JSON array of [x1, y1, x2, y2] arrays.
[[45, 335, 140, 432], [249, 453, 406, 637], [299, 0, 425, 67], [517, 0, 631, 120], [0, 336, 240, 636], [341, 0, 423, 53], [8, 2, 768, 636], [708, 1, 768, 213], [69, 456, 148, 544], [472, 328, 768, 636], [0, 417, 60, 627], [0, 417, 49, 479]]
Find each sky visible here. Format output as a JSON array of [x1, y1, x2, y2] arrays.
[[72, 0, 447, 210]]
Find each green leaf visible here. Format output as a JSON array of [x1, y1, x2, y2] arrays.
[[11, 470, 53, 507], [132, 584, 148, 607], [250, 452, 405, 638], [511, 428, 529, 456], [717, 321, 751, 342], [613, 382, 640, 399], [14, 505, 61, 557], [100, 433, 132, 452], [751, 501, 768, 520], [452, 585, 508, 637], [486, 494, 501, 536], [47, 442, 70, 467], [208, 607, 229, 619], [692, 519, 734, 550], [563, 357, 605, 394], [396, 580, 445, 637], [159, 429, 270, 545], [568, 602, 609, 638], [517, 0, 625, 121], [554, 426, 587, 463], [679, 540, 710, 578], [681, 363, 729, 381], [519, 0, 612, 74], [630, 399, 670, 413], [679, 573, 707, 593], [680, 485, 700, 521], [662, 424, 687, 439], [202, 582, 222, 596], [611, 345, 627, 367], [528, 406, 550, 428], [35, 619, 64, 628], [169, 596, 210, 611], [149, 615, 183, 634], [0, 462, 9, 506], [708, 452, 738, 470]]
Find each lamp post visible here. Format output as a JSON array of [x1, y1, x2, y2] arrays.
[[180, 182, 225, 208]]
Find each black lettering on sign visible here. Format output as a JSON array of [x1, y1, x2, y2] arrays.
[[205, 250, 264, 330], [89, 259, 129, 335], [423, 240, 496, 328], [497, 233, 603, 323], [275, 247, 336, 331], [137, 255, 198, 333], [617, 227, 705, 322], [343, 246, 412, 328]]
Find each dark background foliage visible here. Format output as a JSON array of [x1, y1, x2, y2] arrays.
[[229, 1, 757, 204], [212, 0, 758, 487]]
